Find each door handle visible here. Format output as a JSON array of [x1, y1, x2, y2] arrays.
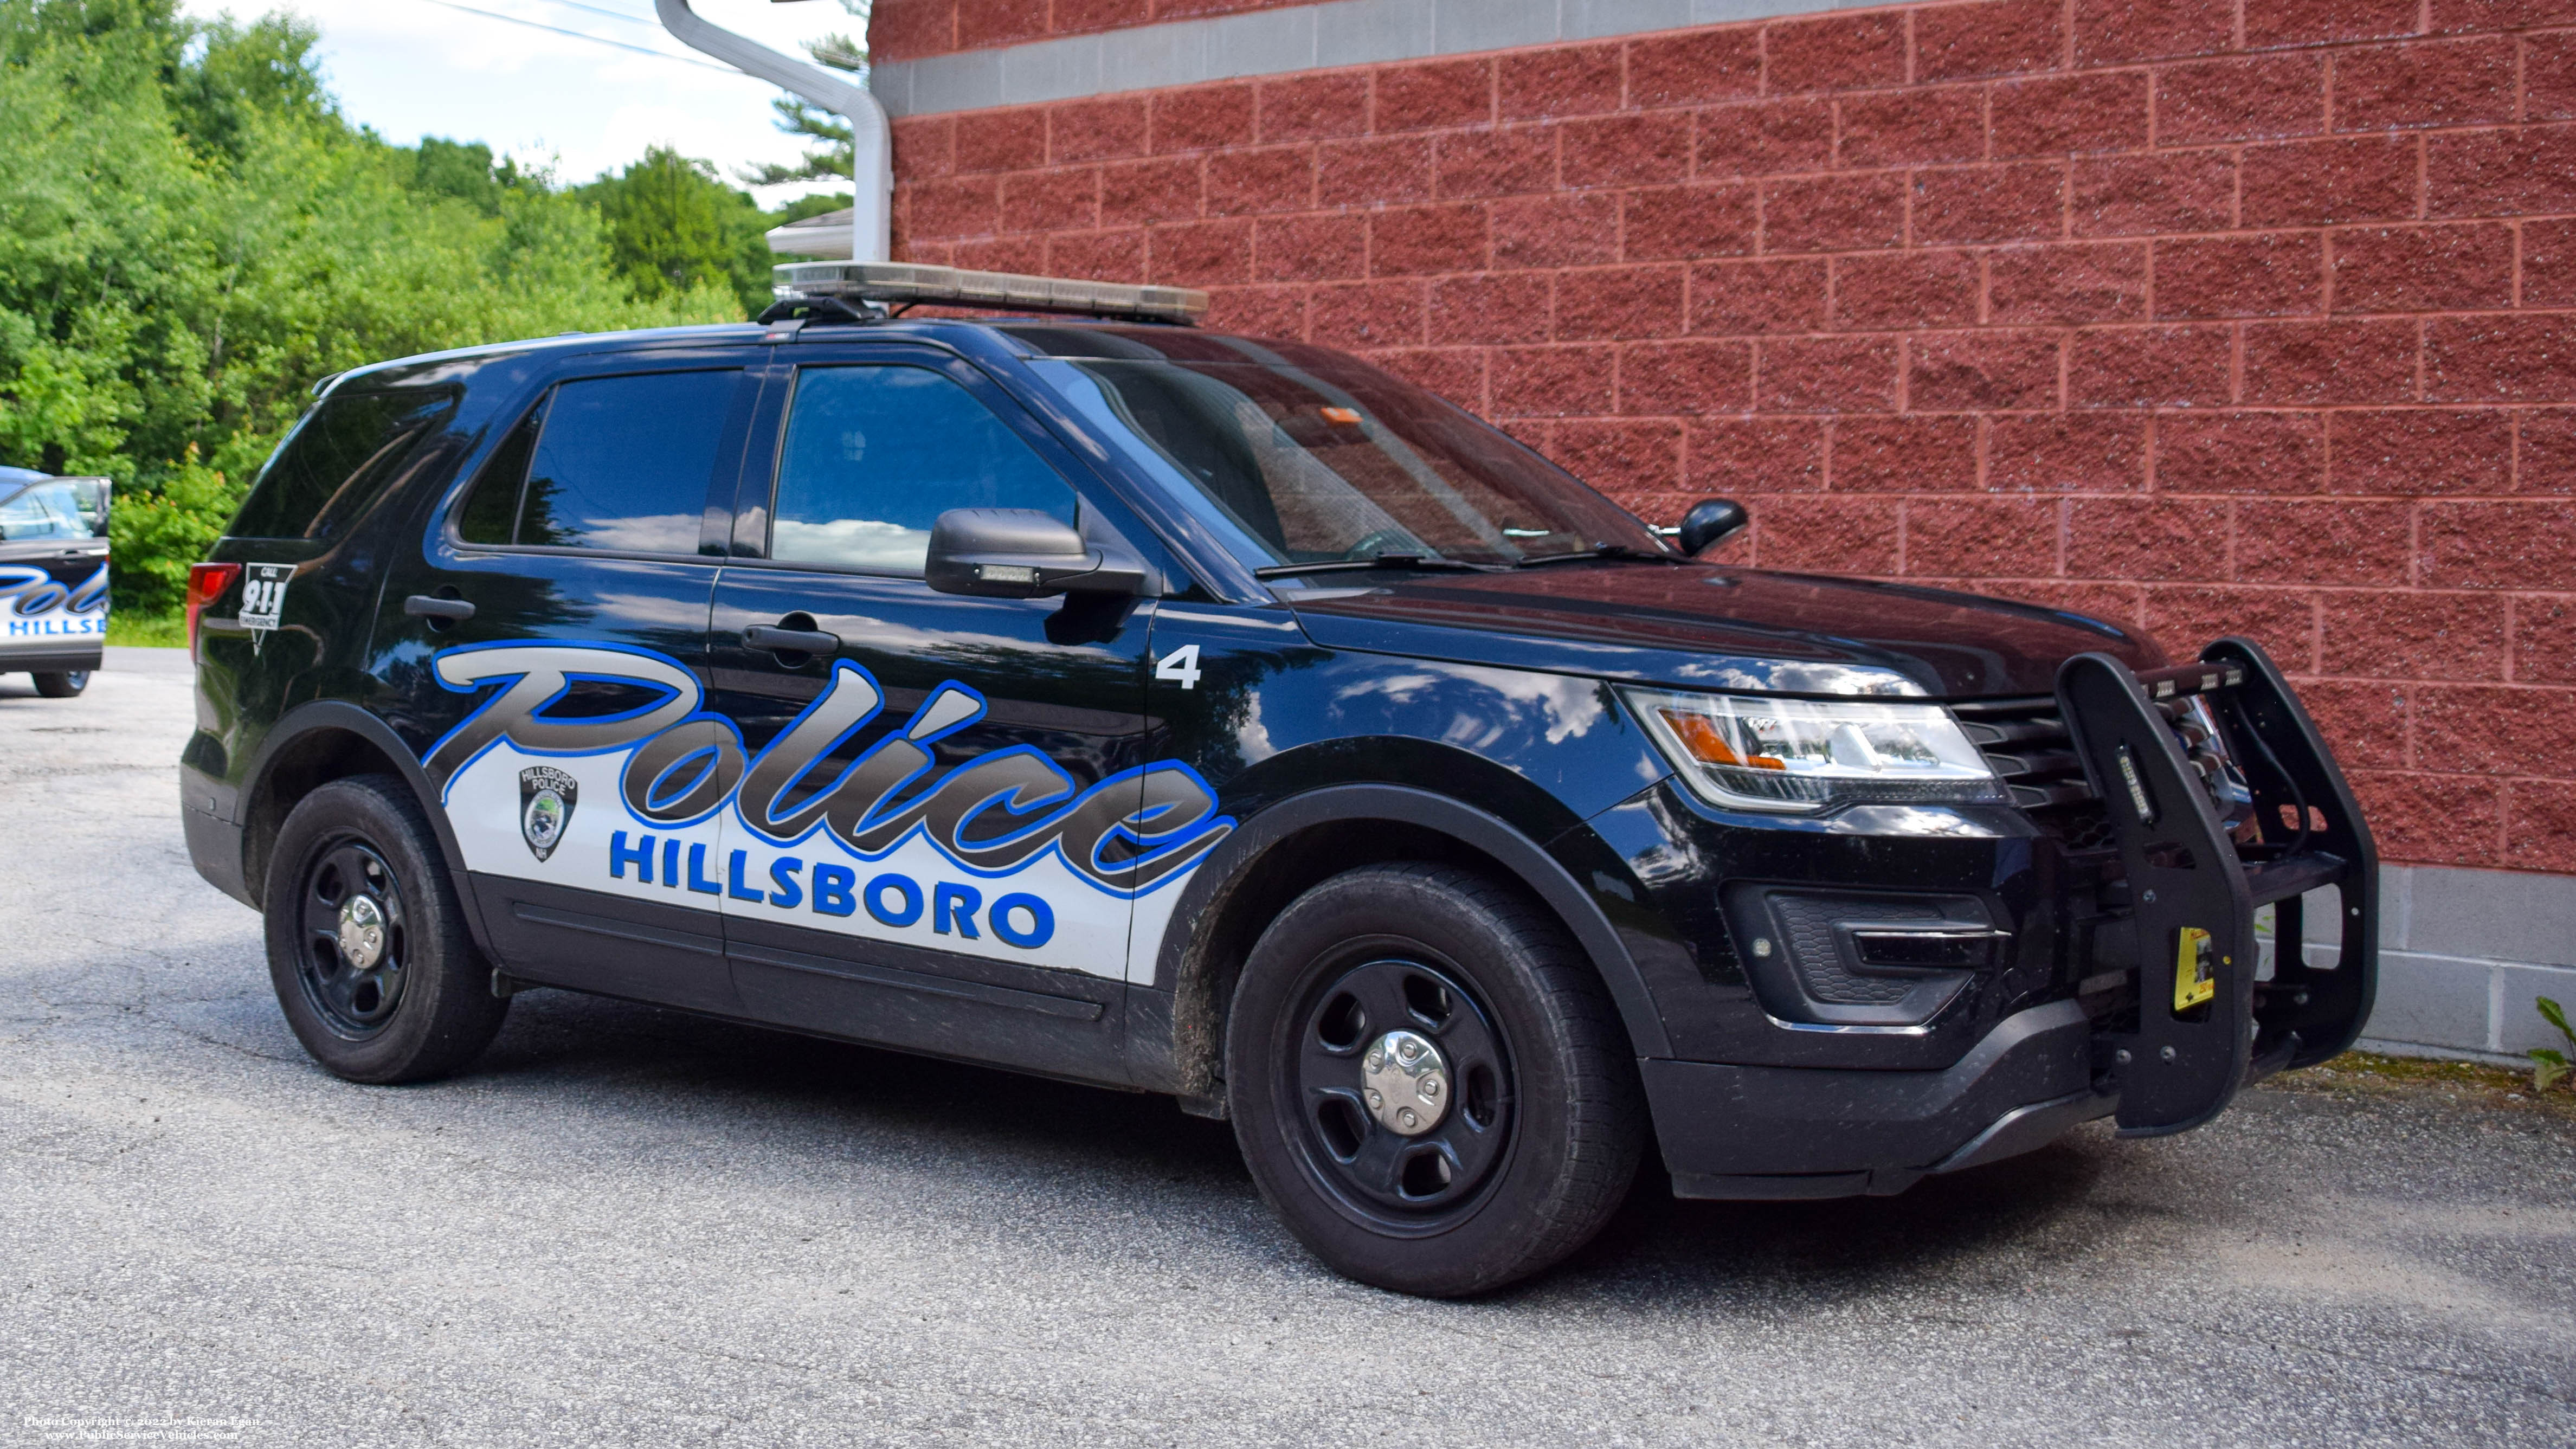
[[404, 594, 476, 622], [745, 623, 842, 655]]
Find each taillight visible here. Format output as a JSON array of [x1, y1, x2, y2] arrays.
[[185, 562, 241, 651]]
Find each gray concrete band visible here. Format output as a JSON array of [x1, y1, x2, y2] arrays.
[[2334, 865, 2576, 1064], [870, 0, 1891, 117]]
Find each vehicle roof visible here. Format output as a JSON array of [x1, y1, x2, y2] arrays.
[[323, 315, 1336, 395], [327, 322, 775, 392]]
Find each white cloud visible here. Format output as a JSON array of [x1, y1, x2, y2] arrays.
[[179, 0, 865, 201], [770, 517, 928, 569]]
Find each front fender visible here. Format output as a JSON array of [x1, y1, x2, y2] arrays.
[[1137, 781, 1673, 1102]]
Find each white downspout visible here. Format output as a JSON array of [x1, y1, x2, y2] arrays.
[[653, 0, 892, 262]]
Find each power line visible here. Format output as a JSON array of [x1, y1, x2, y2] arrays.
[[537, 0, 665, 31], [405, 0, 745, 75]]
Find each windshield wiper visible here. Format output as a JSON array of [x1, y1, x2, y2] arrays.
[[1256, 554, 1499, 578], [1514, 543, 1677, 567]]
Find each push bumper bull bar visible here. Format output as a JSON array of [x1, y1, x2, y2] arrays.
[[1643, 636, 2377, 1197], [2058, 637, 2379, 1137]]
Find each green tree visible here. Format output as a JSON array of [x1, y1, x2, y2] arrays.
[[413, 137, 538, 216], [576, 146, 775, 315], [0, 0, 740, 613], [166, 5, 331, 164], [740, 0, 868, 188], [774, 191, 853, 227]]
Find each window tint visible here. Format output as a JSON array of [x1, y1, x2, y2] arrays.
[[0, 480, 87, 542], [514, 370, 742, 554], [231, 388, 459, 541], [769, 366, 1073, 572]]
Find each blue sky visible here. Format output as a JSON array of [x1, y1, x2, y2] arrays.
[[178, 1, 864, 205]]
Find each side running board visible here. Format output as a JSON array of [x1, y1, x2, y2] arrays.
[[2056, 638, 2379, 1138]]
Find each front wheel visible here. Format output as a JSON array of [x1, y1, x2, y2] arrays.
[[1226, 863, 1644, 1297], [264, 775, 508, 1084], [31, 670, 88, 697]]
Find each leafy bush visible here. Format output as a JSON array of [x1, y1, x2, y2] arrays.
[[2533, 996, 2573, 1094], [108, 443, 234, 614]]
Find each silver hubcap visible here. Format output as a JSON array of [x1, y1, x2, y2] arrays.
[[1360, 1029, 1451, 1136], [337, 894, 388, 971]]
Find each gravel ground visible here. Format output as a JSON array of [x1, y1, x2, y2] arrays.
[[2, 648, 2571, 1448]]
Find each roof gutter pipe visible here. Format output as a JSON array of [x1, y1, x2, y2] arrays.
[[653, 0, 891, 262]]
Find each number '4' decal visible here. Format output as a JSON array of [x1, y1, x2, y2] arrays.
[[1155, 643, 1202, 690]]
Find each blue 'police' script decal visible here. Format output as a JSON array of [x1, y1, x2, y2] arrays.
[[0, 564, 107, 648], [421, 641, 1232, 980]]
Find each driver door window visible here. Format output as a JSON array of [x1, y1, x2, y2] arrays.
[[769, 366, 1076, 571]]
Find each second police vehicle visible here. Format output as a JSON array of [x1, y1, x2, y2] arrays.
[[1, 467, 110, 697], [180, 263, 2379, 1296]]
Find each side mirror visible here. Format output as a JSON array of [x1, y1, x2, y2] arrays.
[[1675, 497, 1749, 557], [924, 507, 1144, 599]]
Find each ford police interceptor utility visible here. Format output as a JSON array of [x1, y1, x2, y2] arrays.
[[0, 467, 110, 697], [179, 262, 2379, 1296]]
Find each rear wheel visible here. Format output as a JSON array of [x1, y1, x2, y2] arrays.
[[31, 670, 88, 698], [264, 775, 508, 1084], [1226, 862, 1644, 1297]]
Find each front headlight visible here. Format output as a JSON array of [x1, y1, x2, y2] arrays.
[[1622, 687, 2007, 814]]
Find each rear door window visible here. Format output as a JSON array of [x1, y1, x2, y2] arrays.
[[458, 369, 745, 555], [231, 388, 460, 541]]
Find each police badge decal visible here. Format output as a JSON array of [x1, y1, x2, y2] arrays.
[[518, 767, 577, 862]]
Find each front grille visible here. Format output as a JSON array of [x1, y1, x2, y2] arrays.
[[1953, 696, 2116, 853], [1957, 690, 2251, 854]]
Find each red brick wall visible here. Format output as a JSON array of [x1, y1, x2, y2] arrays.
[[877, 0, 2576, 874]]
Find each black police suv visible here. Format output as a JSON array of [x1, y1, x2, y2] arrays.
[[180, 263, 2378, 1296], [0, 467, 111, 696]]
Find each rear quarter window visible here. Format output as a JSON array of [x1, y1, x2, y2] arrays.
[[231, 388, 461, 542]]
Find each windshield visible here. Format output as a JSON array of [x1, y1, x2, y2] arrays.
[[0, 479, 90, 542], [1028, 353, 1666, 571]]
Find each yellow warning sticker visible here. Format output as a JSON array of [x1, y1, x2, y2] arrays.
[[2175, 926, 2217, 1013]]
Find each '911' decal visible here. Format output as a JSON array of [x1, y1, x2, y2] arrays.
[[422, 642, 1233, 979]]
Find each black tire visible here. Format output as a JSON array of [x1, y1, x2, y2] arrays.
[[263, 774, 508, 1084], [1226, 862, 1645, 1297], [32, 670, 88, 698]]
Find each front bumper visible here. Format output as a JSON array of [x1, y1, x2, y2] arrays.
[[1648, 999, 2114, 1199], [1643, 637, 2378, 1196]]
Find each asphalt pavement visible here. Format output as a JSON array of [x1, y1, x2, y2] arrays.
[[2, 647, 2571, 1447]]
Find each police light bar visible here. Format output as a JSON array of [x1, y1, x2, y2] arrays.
[[773, 261, 1208, 325]]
